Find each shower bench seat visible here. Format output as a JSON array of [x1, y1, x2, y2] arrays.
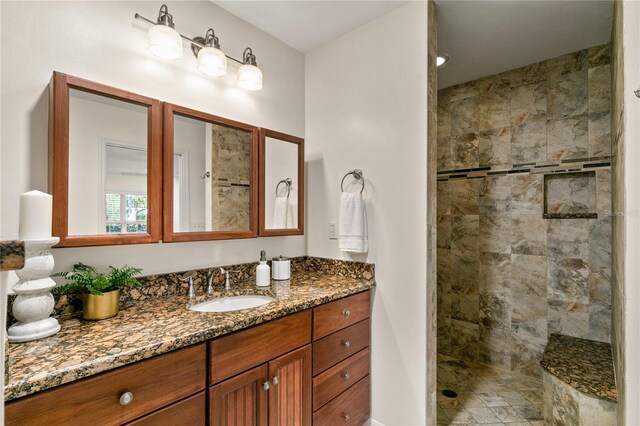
[[540, 333, 617, 425]]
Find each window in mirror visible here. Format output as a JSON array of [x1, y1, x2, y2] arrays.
[[49, 72, 162, 247], [259, 129, 304, 236], [163, 104, 258, 242]]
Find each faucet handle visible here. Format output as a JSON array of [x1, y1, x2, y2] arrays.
[[180, 271, 197, 297]]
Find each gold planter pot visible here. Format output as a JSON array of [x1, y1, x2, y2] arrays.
[[82, 289, 120, 320]]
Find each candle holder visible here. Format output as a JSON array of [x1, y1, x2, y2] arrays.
[[7, 238, 60, 343]]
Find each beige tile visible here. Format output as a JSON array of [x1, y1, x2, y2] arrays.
[[476, 392, 510, 407]]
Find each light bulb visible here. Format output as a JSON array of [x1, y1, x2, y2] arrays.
[[148, 24, 183, 59], [237, 64, 263, 91], [197, 46, 227, 77], [437, 54, 449, 67]]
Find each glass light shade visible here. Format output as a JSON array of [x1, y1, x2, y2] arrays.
[[148, 24, 183, 59], [197, 46, 228, 77], [237, 64, 263, 91]]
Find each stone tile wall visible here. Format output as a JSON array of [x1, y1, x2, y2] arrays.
[[437, 44, 612, 378], [211, 124, 251, 231]]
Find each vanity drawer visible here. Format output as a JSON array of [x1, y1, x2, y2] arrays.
[[5, 343, 206, 426], [127, 391, 206, 425], [312, 319, 370, 375], [209, 310, 312, 384], [313, 291, 370, 340], [313, 347, 369, 410], [312, 376, 370, 426]]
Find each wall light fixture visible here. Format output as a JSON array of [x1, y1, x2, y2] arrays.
[[135, 4, 263, 91]]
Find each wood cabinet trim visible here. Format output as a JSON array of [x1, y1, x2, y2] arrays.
[[162, 102, 259, 243], [209, 310, 312, 384], [313, 347, 370, 410], [258, 128, 305, 237], [313, 290, 370, 340], [49, 72, 162, 247], [312, 318, 370, 376], [126, 391, 206, 426], [209, 364, 269, 426], [268, 345, 312, 426]]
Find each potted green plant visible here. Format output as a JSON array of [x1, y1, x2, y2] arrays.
[[54, 263, 143, 320]]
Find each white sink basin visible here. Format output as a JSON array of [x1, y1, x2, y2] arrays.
[[189, 295, 275, 313]]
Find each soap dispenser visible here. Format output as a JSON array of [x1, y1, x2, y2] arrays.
[[256, 250, 270, 287]]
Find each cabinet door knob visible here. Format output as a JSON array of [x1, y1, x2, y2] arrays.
[[342, 340, 350, 348], [342, 372, 350, 380], [263, 381, 271, 391], [342, 413, 351, 422], [342, 308, 351, 317], [119, 391, 134, 406], [272, 376, 279, 385]]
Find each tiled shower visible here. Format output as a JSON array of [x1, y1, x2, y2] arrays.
[[436, 44, 612, 379]]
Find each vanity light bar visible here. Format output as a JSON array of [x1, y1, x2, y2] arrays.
[[134, 4, 263, 91]]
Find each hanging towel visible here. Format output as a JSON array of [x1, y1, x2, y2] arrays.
[[273, 196, 289, 228], [287, 193, 297, 229], [339, 192, 368, 253]]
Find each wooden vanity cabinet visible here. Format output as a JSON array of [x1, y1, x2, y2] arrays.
[[311, 291, 371, 425], [5, 343, 206, 426], [5, 291, 371, 426], [208, 311, 312, 426]]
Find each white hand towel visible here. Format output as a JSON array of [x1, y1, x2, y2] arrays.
[[339, 192, 368, 253], [273, 196, 289, 228], [287, 194, 297, 229]]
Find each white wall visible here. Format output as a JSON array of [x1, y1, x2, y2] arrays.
[[68, 93, 148, 235], [264, 138, 299, 228], [622, 1, 640, 423], [305, 3, 428, 424], [0, 1, 305, 274]]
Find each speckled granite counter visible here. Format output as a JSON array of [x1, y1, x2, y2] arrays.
[[4, 268, 374, 402], [0, 241, 25, 271], [540, 333, 616, 402]]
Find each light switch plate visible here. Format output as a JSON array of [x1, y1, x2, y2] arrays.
[[329, 221, 338, 239]]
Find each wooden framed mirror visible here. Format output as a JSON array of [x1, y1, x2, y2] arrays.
[[162, 103, 259, 242], [49, 72, 162, 247], [258, 129, 304, 236]]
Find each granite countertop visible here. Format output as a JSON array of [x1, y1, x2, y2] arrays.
[[0, 240, 25, 271], [5, 270, 374, 402], [540, 333, 617, 402]]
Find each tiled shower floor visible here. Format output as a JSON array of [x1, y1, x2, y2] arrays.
[[437, 354, 545, 425]]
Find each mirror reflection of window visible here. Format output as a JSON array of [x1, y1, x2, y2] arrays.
[[264, 138, 298, 229], [104, 145, 147, 234], [173, 114, 252, 233], [67, 89, 148, 236]]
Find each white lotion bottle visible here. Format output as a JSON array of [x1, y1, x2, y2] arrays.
[[256, 250, 271, 287]]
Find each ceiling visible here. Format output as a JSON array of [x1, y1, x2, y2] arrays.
[[214, 1, 409, 53], [214, 1, 613, 88], [437, 0, 614, 89]]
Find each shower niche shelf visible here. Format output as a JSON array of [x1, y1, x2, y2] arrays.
[[543, 171, 598, 219]]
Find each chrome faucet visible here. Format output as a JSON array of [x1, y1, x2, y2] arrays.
[[208, 267, 240, 291]]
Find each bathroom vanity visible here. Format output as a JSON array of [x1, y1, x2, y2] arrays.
[[4, 271, 373, 426]]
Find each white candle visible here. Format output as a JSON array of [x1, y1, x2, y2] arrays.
[[19, 190, 53, 240]]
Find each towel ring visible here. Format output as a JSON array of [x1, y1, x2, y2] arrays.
[[341, 169, 364, 193], [276, 178, 292, 197]]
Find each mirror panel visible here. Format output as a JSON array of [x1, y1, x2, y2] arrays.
[[163, 104, 258, 242], [259, 129, 304, 236], [50, 72, 162, 247]]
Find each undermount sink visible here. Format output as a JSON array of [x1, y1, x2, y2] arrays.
[[189, 295, 275, 313]]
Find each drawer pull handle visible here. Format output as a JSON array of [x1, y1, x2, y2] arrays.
[[343, 308, 351, 317], [272, 375, 279, 385], [343, 413, 351, 422], [263, 381, 271, 391], [119, 391, 134, 406], [342, 340, 350, 349], [343, 372, 350, 380]]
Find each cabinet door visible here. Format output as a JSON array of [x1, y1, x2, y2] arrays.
[[209, 365, 269, 426], [268, 345, 312, 426]]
